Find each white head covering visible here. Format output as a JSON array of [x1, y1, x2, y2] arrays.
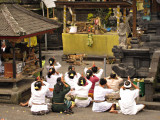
[[124, 80, 131, 88]]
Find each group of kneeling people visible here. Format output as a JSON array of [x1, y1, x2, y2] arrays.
[[20, 57, 145, 115]]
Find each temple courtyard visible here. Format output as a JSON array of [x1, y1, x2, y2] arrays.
[[0, 50, 159, 120]]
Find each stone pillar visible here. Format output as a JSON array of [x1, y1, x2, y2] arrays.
[[145, 78, 154, 102]]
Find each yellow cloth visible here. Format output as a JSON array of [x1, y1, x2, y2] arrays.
[[62, 33, 119, 57], [24, 36, 37, 47], [137, 2, 144, 11]]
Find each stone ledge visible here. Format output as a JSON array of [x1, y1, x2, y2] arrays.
[[139, 101, 160, 111], [144, 77, 154, 83]]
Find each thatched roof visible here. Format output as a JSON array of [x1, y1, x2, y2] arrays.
[[0, 0, 20, 3], [0, 3, 61, 38]]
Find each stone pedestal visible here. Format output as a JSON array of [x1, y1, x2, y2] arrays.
[[145, 78, 154, 102], [130, 37, 140, 48], [0, 78, 34, 104]]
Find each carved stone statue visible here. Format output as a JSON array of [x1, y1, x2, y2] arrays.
[[118, 22, 127, 49]]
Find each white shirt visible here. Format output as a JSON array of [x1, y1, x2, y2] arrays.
[[94, 86, 113, 101], [65, 72, 81, 89], [119, 88, 139, 115], [46, 73, 62, 89], [30, 81, 49, 112], [30, 81, 49, 105], [75, 80, 92, 107], [45, 73, 62, 97], [46, 62, 61, 72], [92, 86, 113, 112]]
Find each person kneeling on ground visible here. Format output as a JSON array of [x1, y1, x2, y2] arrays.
[[52, 76, 74, 114], [74, 75, 92, 107], [65, 69, 81, 101], [84, 62, 103, 79], [85, 69, 99, 99], [106, 73, 123, 99], [46, 56, 61, 72], [30, 80, 50, 115], [118, 76, 145, 115], [92, 78, 117, 113], [46, 68, 62, 98], [19, 76, 45, 107]]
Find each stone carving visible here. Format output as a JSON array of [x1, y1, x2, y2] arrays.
[[112, 63, 136, 78], [118, 23, 127, 49]]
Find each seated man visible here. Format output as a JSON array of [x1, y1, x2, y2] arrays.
[[106, 73, 123, 99], [92, 78, 117, 113], [118, 76, 145, 115]]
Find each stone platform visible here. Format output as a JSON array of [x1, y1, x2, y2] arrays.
[[0, 78, 34, 104]]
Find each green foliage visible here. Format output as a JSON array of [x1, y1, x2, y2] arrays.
[[96, 8, 113, 27], [87, 34, 93, 47], [87, 13, 94, 22]]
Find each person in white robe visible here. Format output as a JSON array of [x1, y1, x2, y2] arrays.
[[29, 80, 49, 115], [118, 77, 145, 115], [65, 70, 81, 100], [46, 57, 61, 72], [74, 76, 92, 107], [20, 76, 46, 107], [64, 65, 76, 78], [92, 78, 117, 113], [46, 68, 62, 98]]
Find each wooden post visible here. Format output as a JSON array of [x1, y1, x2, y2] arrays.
[[117, 5, 120, 30], [63, 5, 67, 33], [41, 1, 45, 17], [72, 9, 75, 24], [47, 8, 49, 18], [123, 8, 126, 23], [29, 38, 31, 47], [133, 0, 137, 37], [39, 38, 42, 77], [41, 1, 47, 51], [53, 8, 54, 18], [45, 33, 47, 51], [12, 42, 16, 79], [104, 58, 106, 77]]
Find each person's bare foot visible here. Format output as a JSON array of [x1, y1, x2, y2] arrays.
[[19, 103, 27, 107], [109, 110, 118, 114]]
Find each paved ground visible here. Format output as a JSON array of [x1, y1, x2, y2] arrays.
[[0, 50, 160, 120], [42, 50, 113, 77], [0, 103, 160, 120]]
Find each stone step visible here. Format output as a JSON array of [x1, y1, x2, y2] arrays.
[[153, 93, 160, 101], [139, 101, 160, 111], [42, 46, 63, 50], [0, 78, 34, 104]]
